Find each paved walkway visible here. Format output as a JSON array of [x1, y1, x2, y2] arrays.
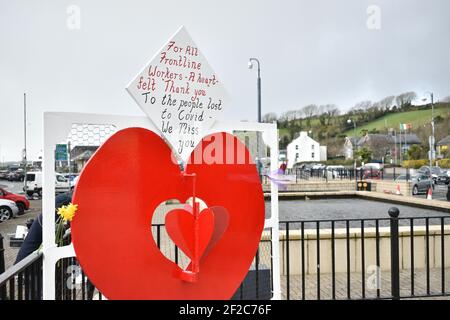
[[280, 268, 450, 300]]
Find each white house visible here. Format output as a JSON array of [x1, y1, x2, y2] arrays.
[[287, 132, 327, 168]]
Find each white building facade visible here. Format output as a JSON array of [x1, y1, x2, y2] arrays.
[[287, 132, 327, 168]]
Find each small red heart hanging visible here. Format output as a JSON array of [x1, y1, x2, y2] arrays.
[[71, 128, 265, 300]]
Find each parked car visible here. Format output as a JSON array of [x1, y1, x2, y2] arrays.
[[63, 174, 79, 189], [361, 166, 381, 179], [0, 199, 19, 222], [312, 163, 326, 170], [326, 165, 345, 178], [364, 163, 384, 171], [396, 174, 434, 195], [0, 170, 9, 179], [0, 187, 30, 214], [418, 166, 449, 185], [7, 170, 25, 182], [24, 171, 71, 196]]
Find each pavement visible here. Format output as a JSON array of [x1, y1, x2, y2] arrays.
[[281, 268, 450, 300]]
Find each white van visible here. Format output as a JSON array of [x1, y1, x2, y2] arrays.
[[24, 172, 71, 196]]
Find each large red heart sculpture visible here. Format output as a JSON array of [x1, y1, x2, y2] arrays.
[[71, 128, 265, 300]]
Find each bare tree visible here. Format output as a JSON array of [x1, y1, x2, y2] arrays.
[[395, 92, 417, 108], [295, 109, 304, 120], [302, 104, 318, 126], [352, 100, 372, 112], [377, 95, 395, 111], [365, 135, 392, 160], [302, 104, 318, 118], [318, 104, 340, 125], [262, 112, 278, 123], [279, 110, 298, 122]]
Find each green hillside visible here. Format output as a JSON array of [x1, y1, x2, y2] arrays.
[[344, 107, 450, 136]]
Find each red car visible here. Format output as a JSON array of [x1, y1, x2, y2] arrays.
[[0, 187, 30, 214]]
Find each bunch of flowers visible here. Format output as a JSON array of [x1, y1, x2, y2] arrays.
[[55, 203, 78, 246]]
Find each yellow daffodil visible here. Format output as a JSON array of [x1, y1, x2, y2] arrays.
[[57, 203, 78, 222]]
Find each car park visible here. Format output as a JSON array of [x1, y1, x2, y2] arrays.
[[0, 199, 19, 222], [0, 187, 30, 214]]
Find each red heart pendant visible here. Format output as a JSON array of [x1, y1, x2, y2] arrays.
[[71, 128, 265, 300], [165, 207, 214, 261]]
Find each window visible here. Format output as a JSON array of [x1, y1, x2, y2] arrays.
[[295, 145, 298, 150], [311, 144, 315, 150], [311, 152, 315, 158], [296, 153, 299, 159]]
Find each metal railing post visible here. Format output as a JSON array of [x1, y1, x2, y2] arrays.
[[389, 207, 400, 300], [0, 233, 5, 275]]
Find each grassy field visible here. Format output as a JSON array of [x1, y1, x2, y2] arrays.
[[277, 105, 450, 139], [343, 107, 450, 136]]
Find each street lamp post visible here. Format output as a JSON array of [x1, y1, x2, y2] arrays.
[[248, 58, 263, 179], [422, 93, 435, 158], [347, 119, 357, 167], [23, 93, 28, 195], [248, 58, 261, 122], [422, 92, 435, 191]]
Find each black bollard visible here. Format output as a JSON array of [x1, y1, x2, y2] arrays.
[[389, 207, 400, 300]]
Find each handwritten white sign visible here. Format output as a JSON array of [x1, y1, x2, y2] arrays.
[[126, 26, 229, 162]]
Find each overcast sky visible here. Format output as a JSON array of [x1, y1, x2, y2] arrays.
[[1, 0, 450, 161]]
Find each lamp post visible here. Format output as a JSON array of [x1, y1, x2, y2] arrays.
[[423, 92, 435, 190], [347, 119, 357, 167], [248, 58, 263, 179], [248, 58, 261, 122], [23, 93, 28, 195]]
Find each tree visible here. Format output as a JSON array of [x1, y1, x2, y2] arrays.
[[407, 145, 425, 160], [301, 104, 318, 126], [355, 147, 373, 163], [352, 101, 372, 113], [262, 112, 277, 123], [366, 135, 391, 160], [395, 92, 417, 109], [377, 95, 395, 111]]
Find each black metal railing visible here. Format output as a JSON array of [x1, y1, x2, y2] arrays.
[[0, 250, 42, 300], [281, 208, 450, 300], [1, 208, 450, 300], [273, 167, 414, 184]]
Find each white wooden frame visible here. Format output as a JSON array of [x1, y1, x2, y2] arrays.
[[42, 112, 280, 300]]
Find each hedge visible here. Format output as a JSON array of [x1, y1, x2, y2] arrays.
[[403, 159, 450, 169]]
